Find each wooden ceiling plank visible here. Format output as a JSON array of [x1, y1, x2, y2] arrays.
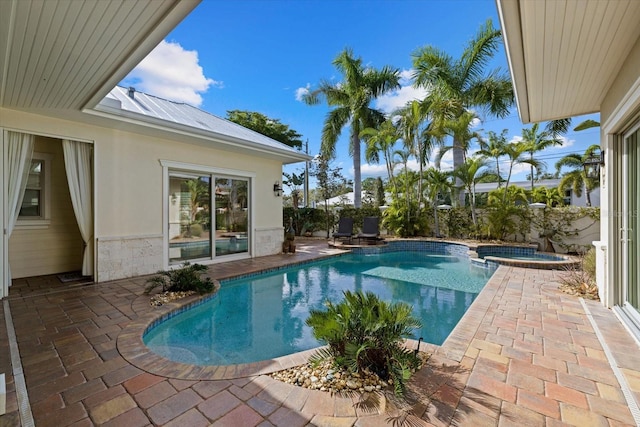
[[49, 0, 113, 108], [61, 0, 160, 109]]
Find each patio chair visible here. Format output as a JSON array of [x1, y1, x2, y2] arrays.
[[333, 217, 354, 244], [357, 216, 381, 244]]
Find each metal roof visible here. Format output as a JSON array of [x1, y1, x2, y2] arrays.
[[496, 0, 640, 123], [94, 86, 310, 163]]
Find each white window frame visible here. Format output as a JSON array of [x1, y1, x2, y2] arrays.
[[16, 152, 52, 229]]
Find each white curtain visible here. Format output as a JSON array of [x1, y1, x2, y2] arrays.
[[5, 131, 34, 282], [62, 140, 94, 276]]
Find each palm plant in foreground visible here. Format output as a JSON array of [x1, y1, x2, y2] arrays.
[[303, 48, 400, 208], [306, 291, 422, 396]]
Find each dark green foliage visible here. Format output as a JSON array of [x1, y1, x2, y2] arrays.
[[306, 291, 422, 396], [482, 203, 531, 241], [283, 207, 333, 236], [338, 206, 384, 233], [226, 110, 303, 150], [381, 200, 428, 237], [443, 207, 473, 239], [144, 262, 214, 295]]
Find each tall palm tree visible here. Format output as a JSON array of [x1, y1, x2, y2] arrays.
[[520, 123, 562, 195], [360, 119, 400, 199], [303, 48, 400, 208], [424, 167, 452, 237], [395, 100, 434, 212], [501, 141, 538, 203], [477, 129, 508, 187], [555, 144, 601, 207], [434, 111, 483, 168], [452, 157, 492, 227], [413, 19, 514, 204]]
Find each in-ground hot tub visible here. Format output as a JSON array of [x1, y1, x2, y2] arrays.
[[472, 245, 580, 270]]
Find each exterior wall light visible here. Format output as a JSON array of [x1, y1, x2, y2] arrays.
[[583, 150, 604, 179], [273, 181, 283, 197]]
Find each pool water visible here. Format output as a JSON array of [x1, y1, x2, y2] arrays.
[[144, 251, 495, 365]]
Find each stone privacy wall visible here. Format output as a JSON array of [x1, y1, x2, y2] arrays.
[[254, 227, 284, 257], [96, 235, 163, 282]]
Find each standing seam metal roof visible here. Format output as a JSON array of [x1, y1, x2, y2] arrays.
[[102, 86, 306, 156]]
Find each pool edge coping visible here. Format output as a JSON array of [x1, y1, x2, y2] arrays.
[[117, 243, 507, 380]]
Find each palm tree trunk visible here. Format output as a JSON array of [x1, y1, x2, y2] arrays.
[[352, 132, 362, 208], [433, 204, 440, 237], [453, 137, 465, 206]]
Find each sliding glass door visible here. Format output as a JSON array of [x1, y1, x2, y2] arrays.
[[622, 125, 639, 315], [215, 178, 249, 256], [168, 170, 250, 264]]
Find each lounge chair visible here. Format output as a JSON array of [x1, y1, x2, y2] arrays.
[[332, 217, 354, 244], [357, 216, 381, 244]]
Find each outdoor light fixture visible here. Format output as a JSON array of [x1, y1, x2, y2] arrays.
[[583, 150, 604, 179], [273, 181, 282, 197]]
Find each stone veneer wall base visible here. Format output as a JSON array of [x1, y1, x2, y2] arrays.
[[96, 235, 163, 282]]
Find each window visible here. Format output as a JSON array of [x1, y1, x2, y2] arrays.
[[162, 160, 254, 265], [17, 153, 51, 228]]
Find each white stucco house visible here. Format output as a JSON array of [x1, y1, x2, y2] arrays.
[[496, 0, 640, 341], [0, 0, 310, 299]]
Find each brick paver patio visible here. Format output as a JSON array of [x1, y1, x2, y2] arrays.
[[1, 238, 639, 426]]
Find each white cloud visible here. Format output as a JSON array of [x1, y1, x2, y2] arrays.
[[361, 163, 388, 177], [375, 69, 428, 114], [295, 84, 310, 101], [123, 40, 219, 107]]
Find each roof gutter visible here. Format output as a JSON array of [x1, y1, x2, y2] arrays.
[[495, 0, 531, 123], [84, 104, 312, 164]]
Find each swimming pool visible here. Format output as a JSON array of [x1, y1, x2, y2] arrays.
[[475, 245, 579, 269], [143, 251, 495, 366]]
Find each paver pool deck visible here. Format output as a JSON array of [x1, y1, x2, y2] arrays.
[[1, 238, 639, 426]]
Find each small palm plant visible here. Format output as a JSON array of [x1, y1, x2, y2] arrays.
[[306, 291, 422, 396], [144, 262, 214, 295]]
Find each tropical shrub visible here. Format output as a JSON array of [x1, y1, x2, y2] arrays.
[[189, 223, 203, 237], [283, 207, 334, 236], [338, 206, 383, 233], [144, 262, 214, 295], [381, 200, 428, 237], [306, 291, 422, 396], [583, 247, 596, 278], [446, 207, 473, 239]]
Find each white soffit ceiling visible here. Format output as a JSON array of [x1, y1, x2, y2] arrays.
[[0, 0, 199, 112], [498, 0, 640, 123]]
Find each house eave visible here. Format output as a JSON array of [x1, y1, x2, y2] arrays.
[[85, 105, 312, 165]]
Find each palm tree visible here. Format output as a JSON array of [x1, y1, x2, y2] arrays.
[[434, 110, 483, 168], [555, 144, 601, 207], [395, 100, 434, 212], [502, 141, 538, 199], [424, 167, 452, 237], [303, 48, 400, 208], [452, 157, 491, 227], [413, 19, 514, 204], [360, 119, 400, 199], [520, 123, 562, 196], [477, 130, 508, 187]]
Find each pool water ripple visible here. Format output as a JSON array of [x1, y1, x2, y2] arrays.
[[143, 251, 496, 366]]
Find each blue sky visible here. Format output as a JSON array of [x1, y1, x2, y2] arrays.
[[122, 0, 600, 187]]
